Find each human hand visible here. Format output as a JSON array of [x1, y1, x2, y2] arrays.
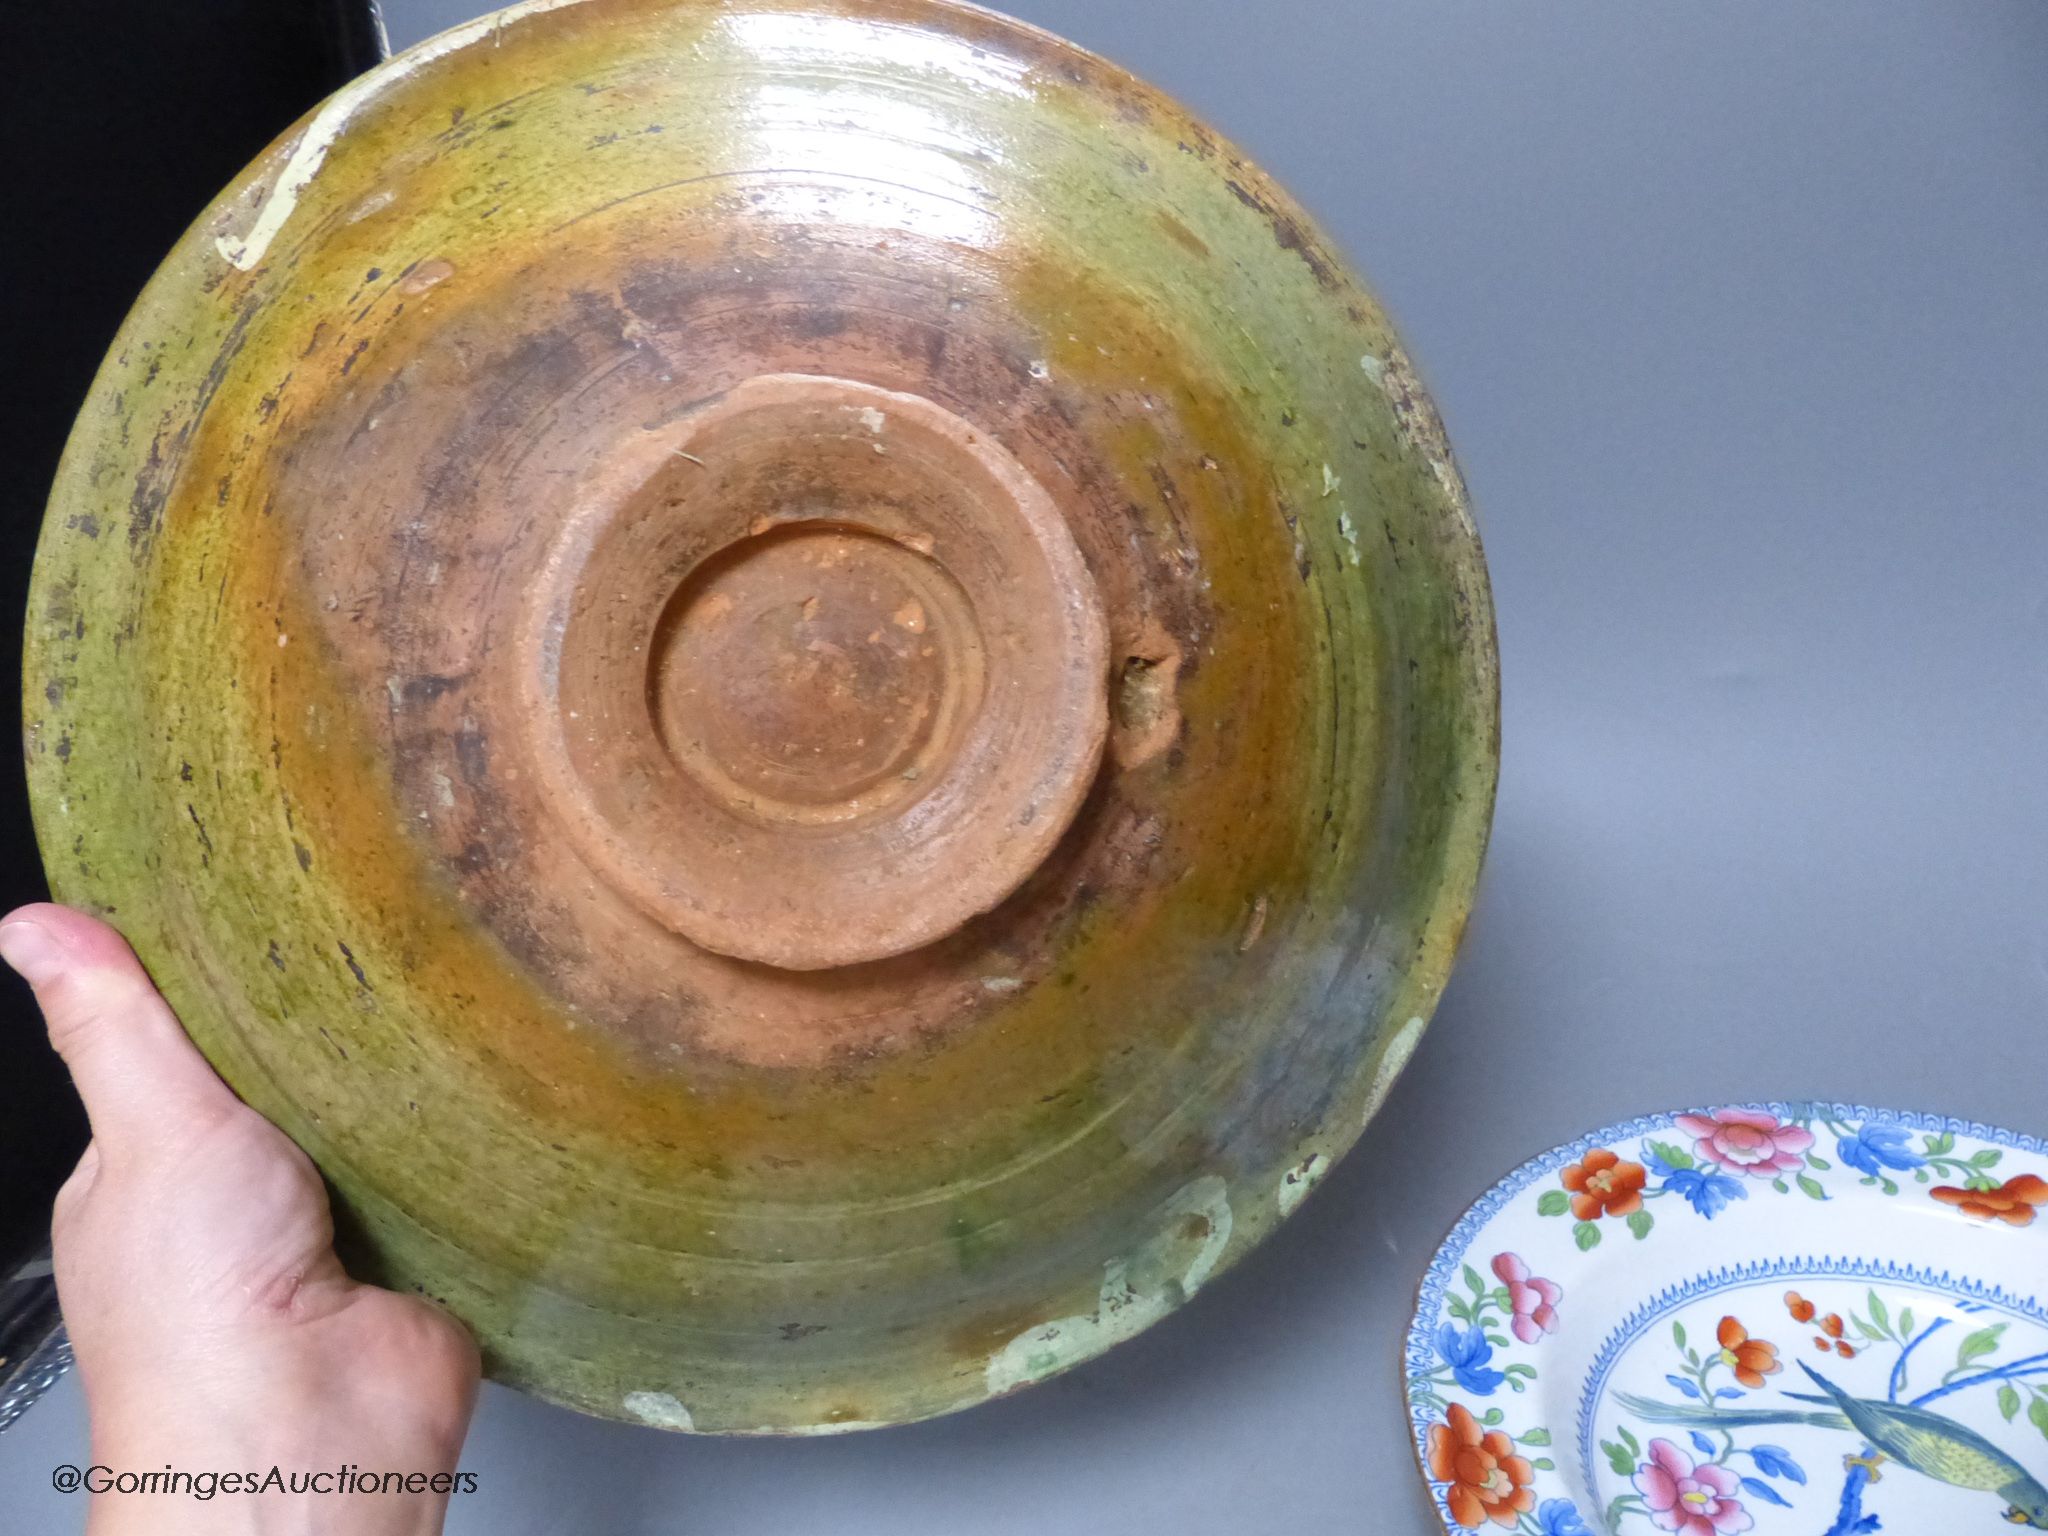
[[2, 903, 480, 1536]]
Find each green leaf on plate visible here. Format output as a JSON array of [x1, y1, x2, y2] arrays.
[[1673, 1321, 1688, 1351], [1796, 1172, 1827, 1201], [1957, 1323, 2007, 1370], [1537, 1189, 1570, 1217], [1603, 1440, 1635, 1477], [1647, 1139, 1694, 1171], [1999, 1385, 2022, 1422], [1519, 1427, 1552, 1446], [1867, 1291, 1889, 1334], [2030, 1394, 2048, 1442], [1627, 1209, 1655, 1240], [1574, 1220, 1603, 1252]]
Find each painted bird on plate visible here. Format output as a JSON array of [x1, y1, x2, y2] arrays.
[[1618, 1361, 2048, 1528]]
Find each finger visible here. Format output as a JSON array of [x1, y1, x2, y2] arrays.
[[0, 903, 240, 1154]]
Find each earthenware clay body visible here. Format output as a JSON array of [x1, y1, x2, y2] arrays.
[[25, 0, 1497, 1430]]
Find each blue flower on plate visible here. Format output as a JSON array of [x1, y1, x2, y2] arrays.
[[1662, 1164, 1747, 1218], [1640, 1141, 1749, 1218], [1837, 1121, 1925, 1176], [1535, 1498, 1592, 1536], [1434, 1322, 1505, 1395]]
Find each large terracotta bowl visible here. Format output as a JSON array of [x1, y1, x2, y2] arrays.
[[24, 0, 1497, 1432]]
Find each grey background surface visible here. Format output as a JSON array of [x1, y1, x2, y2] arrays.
[[6, 2, 2046, 1532]]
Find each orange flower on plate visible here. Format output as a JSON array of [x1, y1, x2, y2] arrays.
[[1716, 1316, 1782, 1388], [1559, 1148, 1648, 1221], [1784, 1290, 1816, 1323], [1427, 1402, 1535, 1529], [1820, 1313, 1845, 1339], [1931, 1172, 2048, 1226]]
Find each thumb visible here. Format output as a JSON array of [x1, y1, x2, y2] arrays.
[[1, 903, 241, 1158]]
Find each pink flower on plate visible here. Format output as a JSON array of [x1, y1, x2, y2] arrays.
[[1674, 1108, 1814, 1179], [1491, 1251, 1562, 1344], [1634, 1438, 1753, 1536]]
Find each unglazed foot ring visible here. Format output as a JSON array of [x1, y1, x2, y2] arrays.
[[518, 374, 1110, 970]]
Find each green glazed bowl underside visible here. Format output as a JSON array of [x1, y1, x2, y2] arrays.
[[25, 0, 1497, 1432]]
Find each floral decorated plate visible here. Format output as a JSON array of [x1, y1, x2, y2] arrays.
[[1404, 1104, 2048, 1536]]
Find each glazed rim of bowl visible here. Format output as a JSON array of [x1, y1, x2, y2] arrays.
[[25, 0, 1498, 1432]]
